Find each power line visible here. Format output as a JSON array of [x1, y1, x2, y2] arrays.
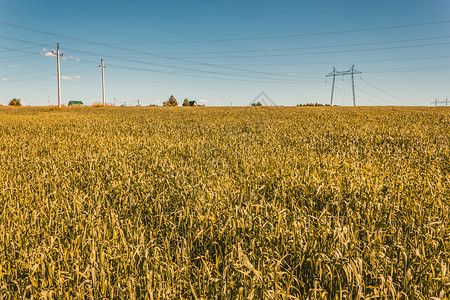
[[61, 45, 318, 82], [2, 32, 316, 81], [49, 20, 450, 45], [364, 65, 450, 73], [170, 41, 450, 59], [0, 23, 317, 80], [340, 79, 397, 106], [107, 63, 316, 84], [84, 35, 450, 56], [359, 78, 415, 105], [1, 34, 311, 82], [211, 55, 450, 66]]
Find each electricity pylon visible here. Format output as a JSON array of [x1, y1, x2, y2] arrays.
[[326, 65, 361, 106], [249, 91, 277, 106]]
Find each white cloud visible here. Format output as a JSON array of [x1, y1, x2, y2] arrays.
[[167, 69, 173, 72], [2, 77, 8, 82], [288, 73, 296, 76], [44, 51, 55, 57], [199, 99, 211, 103], [61, 75, 81, 81], [10, 65, 19, 68], [42, 48, 47, 52]]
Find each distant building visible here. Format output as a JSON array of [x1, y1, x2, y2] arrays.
[[68, 100, 83, 106], [189, 100, 197, 106]]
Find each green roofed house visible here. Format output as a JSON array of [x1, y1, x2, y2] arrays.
[[68, 100, 83, 106], [189, 100, 197, 106]]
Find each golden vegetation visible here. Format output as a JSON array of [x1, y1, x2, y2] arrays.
[[0, 106, 449, 299]]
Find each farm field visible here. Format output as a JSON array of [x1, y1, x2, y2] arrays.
[[0, 106, 449, 299]]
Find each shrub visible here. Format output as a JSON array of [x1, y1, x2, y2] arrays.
[[163, 95, 178, 106], [8, 98, 22, 106]]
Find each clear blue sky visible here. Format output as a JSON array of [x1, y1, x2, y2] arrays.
[[1, 0, 449, 106]]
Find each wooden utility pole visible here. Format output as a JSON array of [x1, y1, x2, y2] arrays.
[[52, 43, 63, 108], [99, 59, 106, 106]]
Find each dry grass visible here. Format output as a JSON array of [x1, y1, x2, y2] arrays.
[[0, 106, 449, 299]]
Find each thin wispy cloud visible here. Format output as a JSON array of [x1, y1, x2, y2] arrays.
[[61, 75, 81, 81], [10, 65, 19, 68], [62, 56, 81, 62], [2, 77, 8, 82], [199, 99, 220, 104], [44, 51, 55, 57]]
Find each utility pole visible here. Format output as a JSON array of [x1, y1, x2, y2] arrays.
[[52, 43, 63, 108], [99, 59, 105, 106], [326, 65, 361, 106], [351, 67, 356, 107], [47, 95, 50, 106]]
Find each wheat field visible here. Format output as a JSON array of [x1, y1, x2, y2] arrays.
[[0, 106, 449, 299]]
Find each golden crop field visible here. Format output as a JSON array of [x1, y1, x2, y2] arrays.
[[0, 106, 449, 299]]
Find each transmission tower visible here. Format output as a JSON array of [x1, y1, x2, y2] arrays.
[[326, 65, 361, 106], [431, 98, 448, 106], [249, 91, 277, 106]]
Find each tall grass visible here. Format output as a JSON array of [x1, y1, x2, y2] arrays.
[[0, 106, 449, 299]]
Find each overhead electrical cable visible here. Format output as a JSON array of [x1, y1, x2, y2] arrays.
[[171, 41, 450, 59], [1, 34, 311, 82], [120, 35, 450, 56], [0, 22, 317, 80], [359, 79, 416, 105], [339, 79, 397, 106], [42, 20, 450, 44], [108, 63, 317, 84], [62, 45, 315, 82]]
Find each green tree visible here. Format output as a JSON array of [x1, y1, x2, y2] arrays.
[[182, 98, 190, 106], [251, 101, 262, 106], [163, 95, 178, 106], [8, 98, 22, 106]]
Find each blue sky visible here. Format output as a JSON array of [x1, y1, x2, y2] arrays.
[[1, 0, 449, 106]]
